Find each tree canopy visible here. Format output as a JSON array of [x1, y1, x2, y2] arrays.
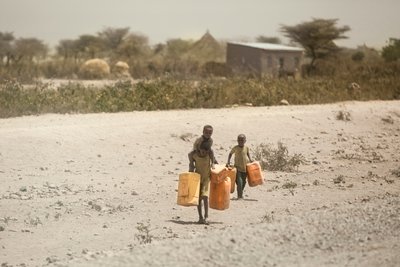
[[381, 38, 400, 62], [281, 18, 350, 68]]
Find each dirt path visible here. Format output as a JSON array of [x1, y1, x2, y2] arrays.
[[0, 100, 399, 266]]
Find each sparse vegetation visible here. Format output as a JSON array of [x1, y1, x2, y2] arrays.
[[381, 116, 394, 124], [282, 181, 297, 189], [1, 67, 400, 118], [261, 212, 274, 223], [333, 175, 346, 184], [0, 216, 15, 225], [25, 215, 42, 226], [178, 133, 195, 142], [384, 177, 395, 184], [391, 167, 400, 178], [336, 110, 351, 121], [135, 222, 153, 244], [253, 142, 306, 172], [333, 148, 384, 163]]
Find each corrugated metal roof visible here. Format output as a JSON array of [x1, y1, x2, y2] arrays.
[[228, 41, 303, 52]]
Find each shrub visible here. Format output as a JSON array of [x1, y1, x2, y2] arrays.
[[282, 181, 297, 189], [336, 110, 351, 121], [135, 222, 153, 244], [253, 142, 306, 172], [79, 59, 110, 79], [333, 175, 345, 184], [391, 167, 400, 178], [1, 73, 400, 118]]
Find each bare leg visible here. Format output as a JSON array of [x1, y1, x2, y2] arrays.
[[203, 196, 209, 225], [236, 174, 243, 199], [197, 199, 203, 223], [203, 197, 209, 218]]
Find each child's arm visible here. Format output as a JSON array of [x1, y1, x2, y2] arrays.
[[188, 150, 195, 172], [208, 149, 217, 169], [210, 149, 218, 165], [226, 152, 233, 167], [247, 148, 253, 162]]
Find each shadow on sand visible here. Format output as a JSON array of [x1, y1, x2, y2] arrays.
[[230, 197, 258, 202], [167, 219, 224, 225]]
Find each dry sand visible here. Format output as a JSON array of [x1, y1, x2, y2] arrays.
[[0, 100, 399, 267]]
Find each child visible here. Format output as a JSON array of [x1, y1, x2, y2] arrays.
[[190, 140, 213, 224], [188, 125, 217, 172], [226, 134, 253, 200]]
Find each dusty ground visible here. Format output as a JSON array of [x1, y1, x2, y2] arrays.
[[0, 100, 399, 267]]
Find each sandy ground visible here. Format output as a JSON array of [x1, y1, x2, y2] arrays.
[[0, 100, 399, 267]]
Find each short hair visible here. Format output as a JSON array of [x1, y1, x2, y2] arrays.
[[237, 134, 246, 140], [203, 125, 213, 131]]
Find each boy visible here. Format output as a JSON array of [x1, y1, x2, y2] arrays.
[[188, 125, 217, 172], [191, 141, 213, 224], [226, 134, 253, 200]]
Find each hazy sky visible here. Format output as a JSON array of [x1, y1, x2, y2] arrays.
[[1, 0, 399, 50]]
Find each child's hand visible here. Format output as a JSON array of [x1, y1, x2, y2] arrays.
[[189, 163, 195, 172], [211, 163, 215, 169]]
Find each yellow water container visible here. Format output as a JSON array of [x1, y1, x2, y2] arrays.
[[246, 161, 264, 187], [225, 167, 237, 193], [177, 172, 200, 206], [209, 177, 231, 210]]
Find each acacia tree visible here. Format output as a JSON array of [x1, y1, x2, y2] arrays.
[[162, 38, 194, 75], [281, 18, 350, 70], [13, 38, 48, 63], [98, 27, 130, 53], [381, 38, 400, 62], [116, 33, 151, 77], [75, 34, 104, 59], [57, 39, 80, 62], [116, 33, 150, 60]]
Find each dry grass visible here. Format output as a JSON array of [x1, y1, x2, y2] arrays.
[[253, 142, 306, 172], [1, 74, 399, 118], [135, 222, 154, 245]]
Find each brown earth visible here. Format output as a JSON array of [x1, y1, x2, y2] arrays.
[[0, 100, 399, 267]]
